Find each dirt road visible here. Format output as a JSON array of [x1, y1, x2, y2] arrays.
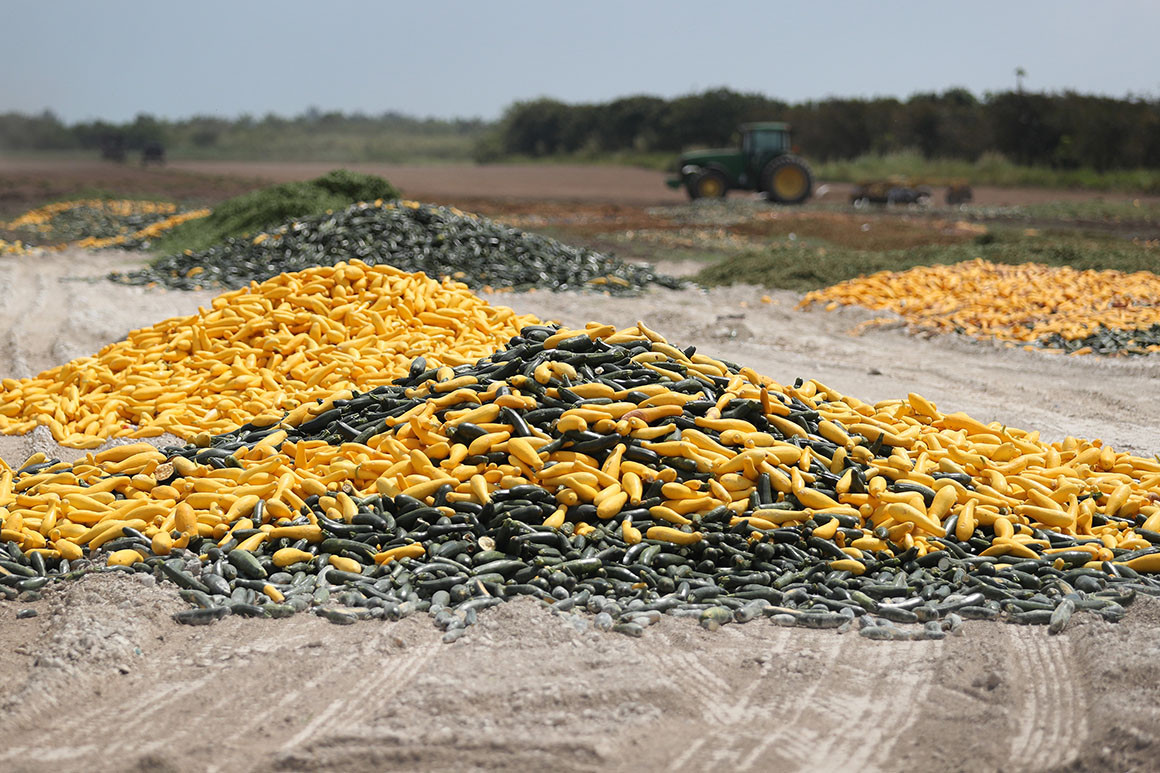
[[1, 250, 1158, 772]]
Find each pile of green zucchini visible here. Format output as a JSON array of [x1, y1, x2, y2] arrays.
[[113, 200, 682, 296]]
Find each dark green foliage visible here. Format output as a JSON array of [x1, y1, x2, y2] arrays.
[[0, 110, 483, 162], [478, 88, 1160, 181], [303, 168, 403, 201]]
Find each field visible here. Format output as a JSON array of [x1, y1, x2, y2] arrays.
[[8, 157, 1160, 216], [2, 159, 1159, 772]]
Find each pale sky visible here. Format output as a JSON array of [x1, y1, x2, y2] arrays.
[[4, 0, 1159, 123]]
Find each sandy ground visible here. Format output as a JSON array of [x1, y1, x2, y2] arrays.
[[1, 250, 1159, 772]]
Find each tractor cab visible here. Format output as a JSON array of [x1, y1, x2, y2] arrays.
[[741, 123, 791, 170], [742, 121, 788, 157]]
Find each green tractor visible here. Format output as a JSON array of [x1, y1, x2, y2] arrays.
[[666, 122, 814, 204]]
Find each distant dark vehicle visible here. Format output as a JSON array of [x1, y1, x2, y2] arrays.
[[945, 182, 974, 206], [100, 135, 127, 163], [141, 141, 166, 166], [850, 178, 932, 208], [666, 122, 814, 204]]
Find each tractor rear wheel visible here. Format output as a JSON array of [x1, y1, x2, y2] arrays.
[[762, 156, 813, 204], [687, 169, 728, 200]]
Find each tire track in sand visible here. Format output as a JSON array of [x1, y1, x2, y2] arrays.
[[1005, 626, 1086, 770], [276, 636, 440, 754], [730, 636, 941, 772], [656, 627, 945, 773], [656, 627, 848, 771], [0, 256, 43, 380], [833, 639, 943, 772]]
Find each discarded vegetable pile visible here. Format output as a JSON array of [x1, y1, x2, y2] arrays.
[[0, 260, 537, 447], [0, 238, 30, 256], [113, 200, 684, 295], [3, 199, 210, 251], [148, 169, 402, 255], [1038, 324, 1160, 356], [2, 322, 1158, 640], [800, 259, 1160, 355]]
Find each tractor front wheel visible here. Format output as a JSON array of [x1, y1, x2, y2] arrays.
[[762, 156, 813, 205], [687, 169, 728, 200]]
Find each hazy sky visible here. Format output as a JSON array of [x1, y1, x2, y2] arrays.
[[5, 0, 1159, 123]]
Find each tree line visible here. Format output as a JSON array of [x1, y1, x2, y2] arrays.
[[0, 109, 484, 160], [3, 89, 1159, 171], [476, 88, 1160, 171]]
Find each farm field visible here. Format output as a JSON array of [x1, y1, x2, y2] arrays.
[[1, 159, 1159, 772], [6, 156, 1160, 213]]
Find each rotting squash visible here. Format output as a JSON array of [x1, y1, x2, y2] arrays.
[[0, 321, 1158, 640], [3, 199, 209, 252], [0, 260, 538, 447], [801, 259, 1160, 356]]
